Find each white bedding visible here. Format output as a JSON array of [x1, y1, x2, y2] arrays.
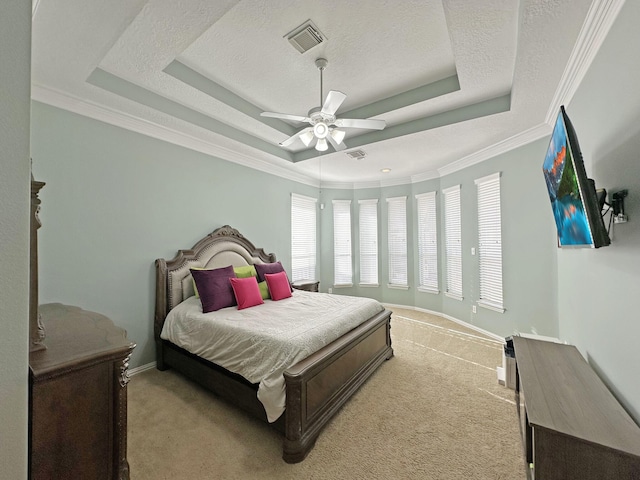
[[160, 289, 385, 422]]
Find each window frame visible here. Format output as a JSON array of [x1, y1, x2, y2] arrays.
[[416, 191, 439, 294], [290, 193, 317, 282], [443, 185, 463, 300], [386, 196, 408, 289], [332, 199, 353, 287], [475, 172, 505, 312], [358, 199, 379, 287]]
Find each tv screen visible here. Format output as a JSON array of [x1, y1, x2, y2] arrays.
[[542, 106, 610, 248]]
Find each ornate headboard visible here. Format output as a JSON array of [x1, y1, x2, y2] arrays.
[[154, 225, 276, 341]]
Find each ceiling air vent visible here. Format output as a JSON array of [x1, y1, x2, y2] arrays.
[[346, 149, 367, 160], [286, 20, 325, 54]]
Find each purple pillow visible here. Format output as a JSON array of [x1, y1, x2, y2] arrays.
[[255, 261, 292, 291], [190, 266, 236, 313]]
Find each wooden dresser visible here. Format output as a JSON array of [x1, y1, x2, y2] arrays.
[[513, 336, 640, 480], [29, 303, 136, 480]]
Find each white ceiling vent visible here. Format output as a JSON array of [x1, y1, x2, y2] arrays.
[[346, 149, 367, 160], [286, 20, 325, 54]]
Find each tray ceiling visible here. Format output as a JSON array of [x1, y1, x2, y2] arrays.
[[31, 0, 622, 187]]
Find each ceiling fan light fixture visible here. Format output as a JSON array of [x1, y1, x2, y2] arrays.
[[315, 137, 328, 151], [261, 57, 386, 153], [313, 122, 329, 139], [299, 130, 314, 146], [330, 128, 346, 145]]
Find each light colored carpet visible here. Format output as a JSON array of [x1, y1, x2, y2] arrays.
[[127, 307, 526, 479]]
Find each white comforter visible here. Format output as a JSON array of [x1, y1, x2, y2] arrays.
[[160, 290, 384, 422]]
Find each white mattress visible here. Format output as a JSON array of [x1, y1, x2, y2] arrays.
[[160, 289, 385, 422]]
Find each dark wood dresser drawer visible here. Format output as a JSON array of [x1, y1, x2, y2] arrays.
[[29, 303, 135, 480]]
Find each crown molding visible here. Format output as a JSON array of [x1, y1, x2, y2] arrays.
[[32, 0, 41, 19], [437, 123, 552, 177], [321, 170, 440, 191], [440, 0, 623, 179], [411, 170, 440, 184], [546, 0, 626, 124], [31, 84, 318, 188], [320, 180, 358, 190], [379, 176, 414, 188]]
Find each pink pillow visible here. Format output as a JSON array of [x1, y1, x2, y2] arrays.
[[230, 276, 264, 310], [265, 271, 292, 301]]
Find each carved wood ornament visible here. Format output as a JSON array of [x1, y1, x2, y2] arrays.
[[30, 175, 46, 352]]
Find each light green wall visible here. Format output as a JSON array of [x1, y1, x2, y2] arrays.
[[438, 141, 559, 337], [0, 1, 31, 477], [553, 0, 640, 421], [321, 142, 559, 340], [31, 102, 318, 368], [319, 184, 418, 307]]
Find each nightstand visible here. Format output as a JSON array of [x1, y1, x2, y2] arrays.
[[291, 280, 320, 292]]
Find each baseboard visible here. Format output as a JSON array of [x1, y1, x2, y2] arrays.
[[129, 361, 157, 376], [382, 302, 505, 343]]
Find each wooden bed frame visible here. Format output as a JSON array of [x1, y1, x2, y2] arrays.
[[154, 225, 393, 463]]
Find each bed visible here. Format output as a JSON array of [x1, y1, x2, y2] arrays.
[[154, 225, 393, 463]]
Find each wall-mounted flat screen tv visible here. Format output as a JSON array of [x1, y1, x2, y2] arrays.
[[542, 106, 610, 248]]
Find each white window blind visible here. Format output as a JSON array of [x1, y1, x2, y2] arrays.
[[291, 193, 317, 282], [475, 173, 504, 312], [333, 200, 353, 286], [416, 192, 438, 293], [359, 199, 379, 286], [386, 196, 408, 288], [443, 185, 462, 299]]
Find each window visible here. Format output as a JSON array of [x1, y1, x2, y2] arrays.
[[333, 200, 353, 286], [291, 193, 317, 282], [443, 185, 462, 299], [416, 192, 438, 293], [359, 199, 378, 286], [386, 196, 408, 288], [475, 172, 504, 312]]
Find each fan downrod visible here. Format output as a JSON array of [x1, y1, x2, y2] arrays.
[[315, 58, 328, 107]]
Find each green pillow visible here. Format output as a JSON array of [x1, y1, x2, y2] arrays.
[[191, 267, 208, 298], [258, 280, 270, 300], [234, 265, 257, 278]]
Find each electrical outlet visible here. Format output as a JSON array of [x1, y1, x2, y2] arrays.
[[328, 288, 333, 294], [472, 305, 477, 314]]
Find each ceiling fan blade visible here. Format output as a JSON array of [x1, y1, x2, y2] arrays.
[[261, 111, 309, 123], [334, 118, 386, 130], [279, 127, 313, 147], [328, 134, 347, 152], [321, 90, 347, 116]]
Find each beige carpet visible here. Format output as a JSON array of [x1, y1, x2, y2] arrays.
[[127, 307, 526, 479]]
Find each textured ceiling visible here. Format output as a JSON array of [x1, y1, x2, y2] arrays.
[[31, 0, 623, 188]]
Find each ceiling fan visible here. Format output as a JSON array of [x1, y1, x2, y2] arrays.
[[261, 58, 386, 152]]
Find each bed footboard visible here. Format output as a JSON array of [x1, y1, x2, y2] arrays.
[[155, 226, 394, 463], [282, 308, 393, 463]]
